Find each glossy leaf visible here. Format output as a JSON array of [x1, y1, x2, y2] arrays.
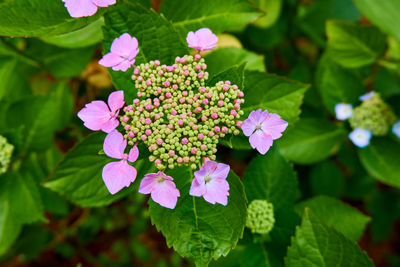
[[148, 166, 247, 266]]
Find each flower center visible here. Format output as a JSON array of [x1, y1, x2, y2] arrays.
[[157, 176, 165, 183], [256, 124, 262, 130], [122, 153, 129, 160], [204, 175, 211, 183]]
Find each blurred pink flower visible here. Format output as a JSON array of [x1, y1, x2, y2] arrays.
[[78, 91, 124, 133], [139, 171, 180, 209], [99, 33, 139, 72], [189, 161, 230, 205], [62, 0, 116, 18], [186, 28, 218, 51], [241, 109, 288, 154], [102, 130, 139, 194]]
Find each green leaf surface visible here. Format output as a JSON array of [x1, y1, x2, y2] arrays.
[[252, 0, 282, 28], [0, 0, 101, 37], [204, 47, 266, 74], [148, 166, 247, 266], [41, 17, 104, 48], [0, 195, 21, 256], [315, 53, 365, 114], [44, 133, 155, 207], [278, 118, 345, 164], [207, 63, 246, 90], [160, 0, 261, 36], [6, 95, 58, 152], [358, 138, 400, 189], [0, 57, 32, 102], [309, 160, 345, 198], [295, 196, 370, 241], [242, 71, 309, 124], [285, 209, 374, 267], [326, 20, 386, 68], [103, 1, 189, 99], [243, 146, 298, 211], [353, 0, 400, 41], [51, 82, 74, 131]]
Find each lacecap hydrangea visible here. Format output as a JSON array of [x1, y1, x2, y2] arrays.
[[78, 28, 288, 209]]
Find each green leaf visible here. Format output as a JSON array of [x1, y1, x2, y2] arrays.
[[41, 17, 104, 48], [278, 118, 345, 164], [44, 133, 155, 207], [6, 95, 58, 152], [326, 20, 386, 68], [160, 0, 261, 36], [242, 71, 309, 124], [208, 63, 246, 90], [358, 138, 400, 189], [0, 57, 32, 102], [315, 53, 365, 114], [353, 0, 400, 41], [243, 146, 298, 211], [0, 0, 101, 37], [285, 209, 374, 267], [295, 196, 370, 241], [252, 0, 282, 28], [204, 47, 266, 74], [0, 197, 21, 256], [309, 160, 345, 198], [103, 1, 189, 98], [51, 82, 74, 130], [148, 166, 247, 266]]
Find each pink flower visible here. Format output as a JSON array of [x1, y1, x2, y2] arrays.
[[186, 28, 218, 51], [189, 161, 230, 205], [62, 0, 116, 18], [102, 130, 139, 194], [241, 109, 288, 154], [99, 33, 139, 72], [138, 171, 180, 209], [77, 91, 124, 133]]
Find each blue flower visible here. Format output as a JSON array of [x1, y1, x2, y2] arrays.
[[335, 103, 353, 120], [349, 128, 372, 148]]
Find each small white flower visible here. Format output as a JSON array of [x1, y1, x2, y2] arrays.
[[335, 103, 353, 120], [349, 128, 372, 148], [359, 91, 375, 101]]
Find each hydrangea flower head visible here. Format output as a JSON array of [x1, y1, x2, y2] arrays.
[[99, 33, 139, 72], [393, 121, 400, 138], [359, 91, 375, 101], [102, 130, 139, 194], [349, 128, 372, 148], [189, 160, 230, 205], [62, 0, 116, 18], [241, 109, 288, 154], [0, 135, 14, 175], [349, 93, 396, 136], [186, 28, 218, 51], [335, 103, 353, 120], [78, 90, 124, 133], [246, 200, 275, 235], [138, 171, 180, 209]]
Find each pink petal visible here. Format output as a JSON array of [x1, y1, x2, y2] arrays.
[[128, 145, 139, 162], [108, 91, 125, 112], [102, 160, 137, 194], [138, 173, 158, 194], [92, 0, 116, 7], [63, 0, 98, 17], [112, 60, 133, 72], [242, 109, 267, 136], [103, 130, 126, 159], [196, 28, 218, 50], [77, 101, 111, 131], [189, 178, 207, 197], [151, 181, 180, 209], [101, 118, 120, 133], [186, 31, 198, 49], [209, 163, 230, 181], [99, 53, 122, 68], [261, 113, 288, 139], [193, 167, 208, 184], [110, 33, 139, 58], [204, 179, 229, 205], [249, 130, 273, 155]]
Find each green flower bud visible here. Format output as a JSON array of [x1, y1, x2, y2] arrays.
[[0, 136, 14, 174], [246, 200, 275, 235]]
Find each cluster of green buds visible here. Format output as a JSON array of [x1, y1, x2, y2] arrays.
[[246, 200, 275, 235], [120, 54, 245, 170], [350, 93, 396, 136], [0, 135, 14, 175]]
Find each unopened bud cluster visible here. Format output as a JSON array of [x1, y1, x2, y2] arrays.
[[120, 54, 244, 170], [246, 200, 275, 235], [0, 135, 14, 174], [350, 93, 396, 136]]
